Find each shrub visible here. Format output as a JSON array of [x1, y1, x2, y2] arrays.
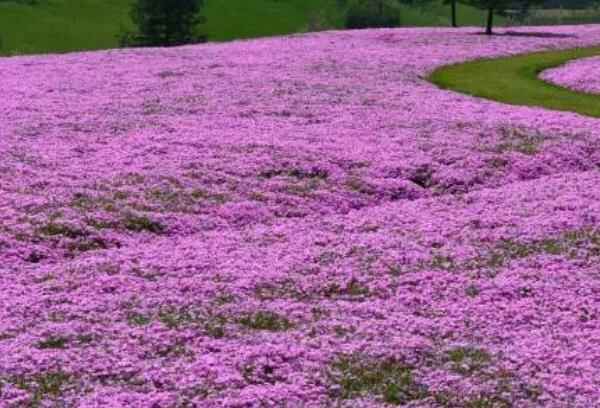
[[345, 0, 399, 29], [330, 355, 428, 404], [122, 0, 207, 47]]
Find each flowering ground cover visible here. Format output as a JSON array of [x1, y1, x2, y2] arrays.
[[541, 55, 600, 94], [2, 26, 600, 407]]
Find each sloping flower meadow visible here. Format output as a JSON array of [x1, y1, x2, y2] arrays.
[[541, 55, 600, 94], [2, 26, 600, 407]]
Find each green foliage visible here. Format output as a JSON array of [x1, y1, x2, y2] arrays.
[[446, 346, 492, 375], [37, 222, 86, 239], [36, 336, 69, 350], [323, 278, 370, 299], [344, 0, 400, 29], [238, 311, 292, 331], [494, 125, 545, 155], [122, 214, 165, 234], [127, 312, 152, 326], [123, 0, 206, 47], [330, 355, 428, 404], [11, 371, 72, 406]]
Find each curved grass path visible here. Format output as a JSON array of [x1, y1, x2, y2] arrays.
[[429, 46, 600, 118]]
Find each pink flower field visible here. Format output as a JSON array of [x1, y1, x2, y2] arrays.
[[541, 55, 600, 94], [2, 26, 600, 407]]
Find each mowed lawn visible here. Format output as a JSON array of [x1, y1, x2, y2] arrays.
[[430, 46, 600, 118]]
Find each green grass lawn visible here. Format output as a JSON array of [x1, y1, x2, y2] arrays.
[[0, 0, 499, 56], [525, 8, 600, 26], [429, 46, 600, 118], [0, 0, 132, 55], [201, 0, 343, 42], [396, 2, 502, 27]]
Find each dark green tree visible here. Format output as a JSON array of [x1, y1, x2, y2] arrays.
[[345, 0, 399, 29], [124, 0, 206, 47], [447, 0, 458, 27]]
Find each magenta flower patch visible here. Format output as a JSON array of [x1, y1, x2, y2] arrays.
[[541, 55, 600, 94], [1, 26, 600, 407]]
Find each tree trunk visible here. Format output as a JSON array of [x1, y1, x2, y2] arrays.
[[451, 0, 457, 28], [486, 8, 494, 35]]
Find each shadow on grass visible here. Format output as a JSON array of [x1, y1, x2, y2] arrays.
[[470, 31, 578, 39]]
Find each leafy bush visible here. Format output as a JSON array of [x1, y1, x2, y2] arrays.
[[345, 0, 399, 29], [121, 0, 206, 47]]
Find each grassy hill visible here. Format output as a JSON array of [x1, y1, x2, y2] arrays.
[[0, 0, 131, 55], [0, 0, 497, 56], [396, 2, 499, 27], [201, 0, 343, 42]]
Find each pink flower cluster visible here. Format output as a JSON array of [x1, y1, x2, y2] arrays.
[[541, 55, 600, 94], [2, 25, 600, 407]]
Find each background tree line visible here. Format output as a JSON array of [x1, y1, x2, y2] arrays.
[[122, 0, 600, 47], [343, 0, 600, 34], [2, 0, 599, 57]]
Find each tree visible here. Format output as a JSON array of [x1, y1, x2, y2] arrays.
[[345, 0, 399, 29], [123, 0, 206, 47], [460, 0, 544, 34], [449, 0, 458, 27]]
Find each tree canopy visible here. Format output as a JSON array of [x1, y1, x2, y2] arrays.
[[124, 0, 206, 47]]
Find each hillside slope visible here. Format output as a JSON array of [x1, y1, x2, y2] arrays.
[[0, 0, 493, 56], [0, 0, 130, 55]]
